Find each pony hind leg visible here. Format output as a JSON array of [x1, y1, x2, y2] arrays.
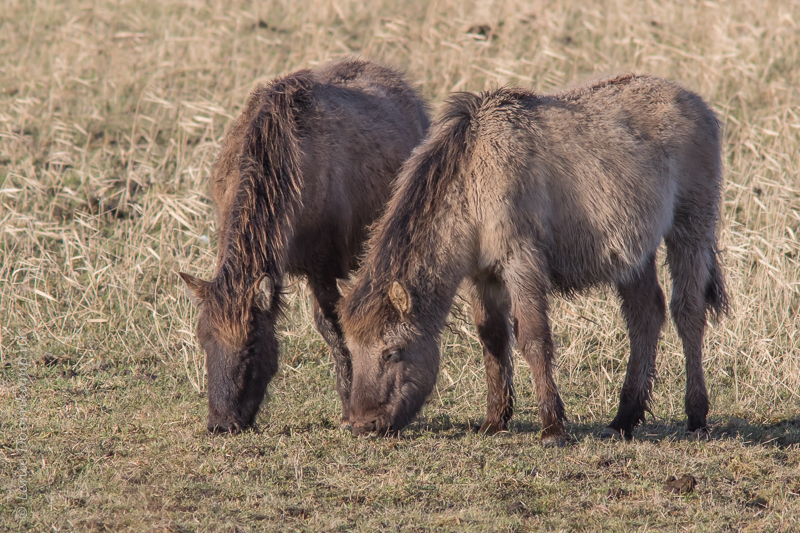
[[665, 226, 727, 434], [309, 274, 353, 427], [603, 255, 666, 440], [504, 251, 567, 446], [468, 275, 514, 435]]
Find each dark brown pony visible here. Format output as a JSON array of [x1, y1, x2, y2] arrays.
[[179, 58, 429, 433], [339, 74, 728, 445]]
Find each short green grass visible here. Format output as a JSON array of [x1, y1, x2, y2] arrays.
[[1, 0, 799, 530]]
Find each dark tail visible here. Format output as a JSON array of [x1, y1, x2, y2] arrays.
[[705, 248, 730, 320]]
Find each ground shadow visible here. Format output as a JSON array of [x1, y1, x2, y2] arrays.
[[630, 416, 799, 448], [405, 414, 800, 447]]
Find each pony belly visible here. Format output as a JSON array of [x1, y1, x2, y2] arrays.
[[546, 176, 676, 291], [548, 218, 667, 292]]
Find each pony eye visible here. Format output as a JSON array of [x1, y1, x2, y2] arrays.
[[382, 349, 402, 364]]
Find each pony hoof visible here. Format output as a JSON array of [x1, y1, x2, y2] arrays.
[[600, 427, 624, 440], [686, 427, 709, 440], [339, 418, 352, 431], [478, 421, 506, 435], [541, 433, 569, 448]]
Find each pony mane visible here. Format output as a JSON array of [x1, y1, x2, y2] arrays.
[[206, 72, 315, 344], [339, 90, 489, 342]]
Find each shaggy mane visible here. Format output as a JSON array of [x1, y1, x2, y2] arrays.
[[205, 72, 314, 344], [340, 88, 538, 342]]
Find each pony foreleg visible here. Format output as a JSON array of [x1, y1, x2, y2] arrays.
[[469, 277, 514, 435], [310, 277, 353, 427], [504, 256, 568, 447]]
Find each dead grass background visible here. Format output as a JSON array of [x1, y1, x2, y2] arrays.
[[1, 0, 799, 531]]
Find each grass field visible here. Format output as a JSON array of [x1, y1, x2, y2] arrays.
[[1, 0, 799, 530]]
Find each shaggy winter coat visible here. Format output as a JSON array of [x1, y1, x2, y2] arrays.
[[339, 74, 727, 444], [180, 58, 429, 432]]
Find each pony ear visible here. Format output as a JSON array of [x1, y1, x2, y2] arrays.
[[179, 272, 210, 307], [388, 281, 412, 318], [254, 275, 274, 311], [336, 278, 353, 299]]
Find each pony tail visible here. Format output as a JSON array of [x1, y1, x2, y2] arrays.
[[705, 248, 730, 320]]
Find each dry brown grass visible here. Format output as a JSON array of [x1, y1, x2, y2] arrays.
[[1, 0, 799, 531]]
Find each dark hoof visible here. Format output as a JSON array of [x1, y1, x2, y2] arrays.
[[339, 418, 352, 431], [478, 421, 507, 435], [686, 427, 709, 440], [541, 433, 569, 448], [600, 427, 624, 440]]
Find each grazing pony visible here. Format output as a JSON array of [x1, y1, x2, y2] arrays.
[[339, 74, 728, 445], [180, 59, 429, 433]]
